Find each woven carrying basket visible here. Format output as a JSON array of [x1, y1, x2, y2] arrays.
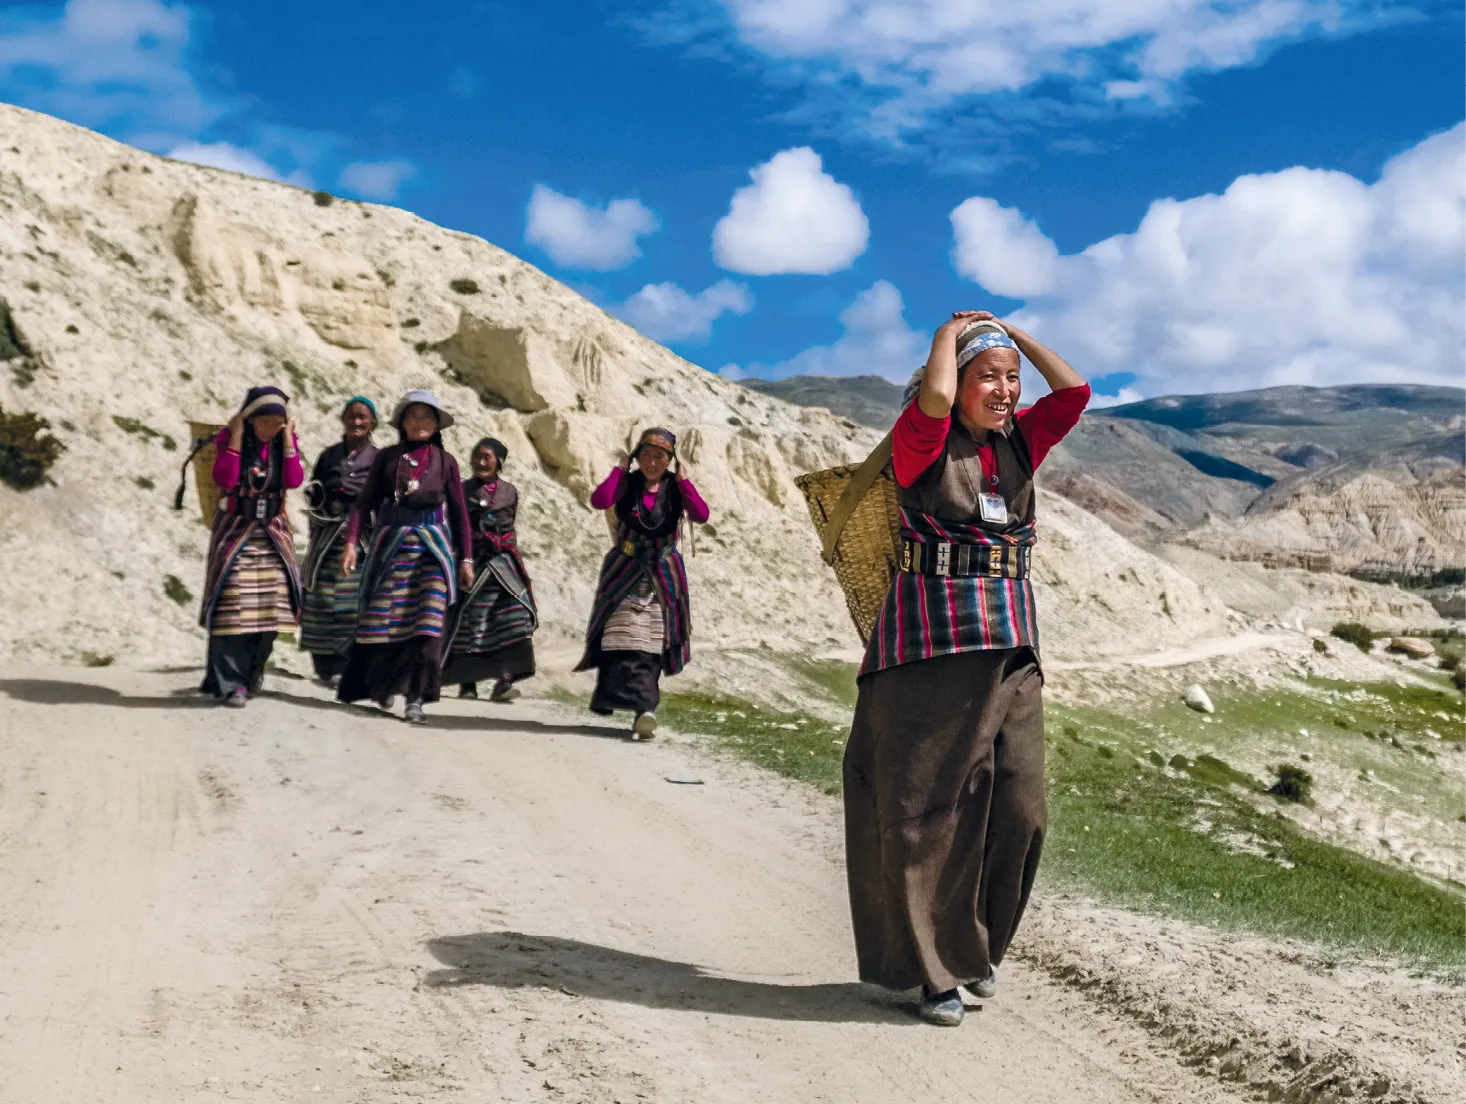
[[176, 421, 225, 524], [794, 438, 901, 645]]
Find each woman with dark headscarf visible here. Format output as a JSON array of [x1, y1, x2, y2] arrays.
[[336, 390, 472, 724], [575, 427, 709, 740], [442, 437, 538, 701], [198, 386, 305, 706], [299, 396, 380, 685], [842, 312, 1089, 1027]]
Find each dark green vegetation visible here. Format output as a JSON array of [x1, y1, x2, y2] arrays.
[[80, 652, 114, 668], [0, 297, 28, 359], [0, 405, 65, 490], [112, 415, 177, 451], [661, 667, 1465, 975], [1330, 621, 1377, 652], [312, 190, 334, 207], [449, 277, 481, 295], [163, 575, 192, 607]]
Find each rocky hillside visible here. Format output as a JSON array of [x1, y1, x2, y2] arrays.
[[0, 104, 1249, 678], [742, 374, 903, 430]]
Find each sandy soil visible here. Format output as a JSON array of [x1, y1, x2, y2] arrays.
[[0, 665, 1253, 1104]]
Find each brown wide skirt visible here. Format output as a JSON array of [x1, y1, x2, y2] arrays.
[[843, 646, 1045, 993]]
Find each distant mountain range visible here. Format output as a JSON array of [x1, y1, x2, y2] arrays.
[[740, 375, 1465, 581]]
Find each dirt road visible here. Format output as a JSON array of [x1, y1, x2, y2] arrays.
[[0, 667, 1254, 1103]]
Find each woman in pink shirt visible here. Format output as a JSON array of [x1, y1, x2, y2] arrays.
[[198, 385, 305, 706], [575, 427, 710, 740]]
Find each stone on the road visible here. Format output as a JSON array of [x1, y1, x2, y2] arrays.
[[1183, 685, 1215, 714]]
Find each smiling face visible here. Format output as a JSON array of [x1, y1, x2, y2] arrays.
[[342, 402, 374, 443], [400, 403, 438, 442], [472, 446, 500, 481], [956, 348, 1022, 433], [250, 413, 287, 442], [637, 444, 671, 482]]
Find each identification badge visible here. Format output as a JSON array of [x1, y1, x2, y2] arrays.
[[254, 497, 267, 521], [978, 493, 1008, 525]]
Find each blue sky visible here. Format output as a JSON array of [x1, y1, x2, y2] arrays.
[[0, 0, 1462, 401]]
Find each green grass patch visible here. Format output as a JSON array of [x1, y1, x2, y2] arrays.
[[661, 681, 1465, 977], [658, 691, 848, 794], [163, 574, 192, 607], [1045, 700, 1463, 975]]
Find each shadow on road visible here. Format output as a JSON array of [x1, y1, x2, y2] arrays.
[[423, 931, 916, 1026], [0, 677, 634, 741], [0, 678, 215, 709]]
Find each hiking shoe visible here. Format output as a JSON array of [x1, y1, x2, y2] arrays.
[[224, 688, 248, 709], [248, 671, 265, 697], [458, 683, 478, 700], [490, 680, 520, 703], [919, 988, 965, 1027], [965, 969, 997, 1001], [631, 712, 658, 741], [404, 701, 426, 725]]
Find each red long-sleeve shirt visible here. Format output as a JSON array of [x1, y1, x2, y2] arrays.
[[211, 427, 305, 490], [589, 467, 711, 523], [892, 383, 1091, 488]]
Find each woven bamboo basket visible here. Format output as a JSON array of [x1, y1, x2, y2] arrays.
[[794, 458, 902, 645], [183, 420, 225, 523]]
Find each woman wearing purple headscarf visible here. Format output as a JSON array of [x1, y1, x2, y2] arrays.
[[575, 427, 709, 740], [198, 385, 305, 706]]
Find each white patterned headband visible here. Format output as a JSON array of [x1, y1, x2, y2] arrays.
[[954, 320, 1016, 371]]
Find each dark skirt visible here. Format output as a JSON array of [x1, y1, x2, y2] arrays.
[[442, 639, 536, 688], [843, 646, 1045, 994], [201, 632, 277, 698], [589, 650, 662, 715], [337, 637, 443, 706]]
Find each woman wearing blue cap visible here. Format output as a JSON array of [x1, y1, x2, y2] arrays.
[[336, 390, 473, 724], [299, 396, 380, 684], [842, 312, 1089, 1026]]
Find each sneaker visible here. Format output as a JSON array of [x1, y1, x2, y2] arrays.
[[378, 696, 397, 712], [490, 680, 520, 703], [631, 712, 658, 741], [404, 701, 426, 725], [224, 688, 248, 709], [458, 683, 479, 700], [919, 987, 965, 1027], [964, 968, 997, 1001]]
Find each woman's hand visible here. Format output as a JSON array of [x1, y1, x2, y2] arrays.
[[226, 410, 246, 447], [934, 310, 987, 341], [285, 418, 298, 456], [340, 544, 358, 575], [616, 450, 632, 472], [676, 459, 692, 484], [459, 560, 475, 589]]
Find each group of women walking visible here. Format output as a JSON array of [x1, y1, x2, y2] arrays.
[[197, 387, 706, 735], [192, 308, 1090, 1028]]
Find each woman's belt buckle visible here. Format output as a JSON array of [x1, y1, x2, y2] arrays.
[[934, 542, 952, 577], [620, 538, 638, 557]]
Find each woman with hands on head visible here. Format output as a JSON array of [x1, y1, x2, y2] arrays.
[[335, 390, 473, 725], [574, 428, 709, 740], [842, 309, 1090, 1026], [198, 386, 305, 706]]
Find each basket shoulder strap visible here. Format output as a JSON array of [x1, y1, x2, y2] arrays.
[[820, 430, 894, 565]]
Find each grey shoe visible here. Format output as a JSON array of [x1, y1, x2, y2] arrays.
[[404, 701, 426, 725], [490, 680, 520, 702], [631, 712, 658, 741], [224, 688, 248, 709], [964, 968, 997, 1001], [919, 988, 965, 1027]]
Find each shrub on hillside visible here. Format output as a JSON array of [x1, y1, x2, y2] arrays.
[[1269, 764, 1314, 804], [312, 190, 334, 207], [0, 405, 65, 490], [449, 277, 481, 294], [1330, 621, 1376, 653], [1312, 638, 1328, 654]]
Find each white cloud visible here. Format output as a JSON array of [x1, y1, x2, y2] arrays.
[[339, 159, 416, 201], [762, 280, 924, 380], [167, 140, 282, 181], [0, 0, 219, 140], [718, 362, 749, 381], [648, 0, 1396, 140], [524, 184, 660, 271], [617, 280, 753, 344], [952, 124, 1466, 395], [713, 147, 869, 275], [951, 197, 1060, 298], [1089, 387, 1144, 408]]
